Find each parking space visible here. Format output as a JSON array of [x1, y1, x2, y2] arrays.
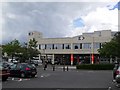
[[2, 66, 114, 89], [2, 65, 120, 89]]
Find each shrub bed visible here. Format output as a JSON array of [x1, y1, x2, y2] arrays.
[[76, 64, 114, 70]]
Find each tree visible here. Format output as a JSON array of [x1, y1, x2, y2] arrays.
[[2, 39, 21, 60], [98, 32, 120, 59], [27, 38, 40, 60], [28, 38, 37, 49], [2, 38, 40, 62]]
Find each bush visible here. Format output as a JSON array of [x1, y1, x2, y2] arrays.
[[76, 64, 114, 70]]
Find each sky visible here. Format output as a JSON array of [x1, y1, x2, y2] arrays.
[[1, 0, 120, 44]]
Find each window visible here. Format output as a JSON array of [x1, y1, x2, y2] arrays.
[[73, 43, 80, 49], [80, 43, 82, 49], [64, 44, 71, 49], [28, 32, 33, 36], [10, 64, 17, 69], [46, 44, 52, 49], [38, 45, 41, 49], [41, 44, 46, 49], [83, 43, 91, 49], [54, 44, 62, 49], [94, 43, 100, 49]]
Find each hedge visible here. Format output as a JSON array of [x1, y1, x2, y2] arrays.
[[76, 64, 114, 70]]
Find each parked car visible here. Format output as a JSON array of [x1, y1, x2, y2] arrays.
[[54, 60, 60, 65], [30, 60, 39, 66], [0, 63, 10, 81], [115, 66, 120, 83], [113, 63, 119, 79], [9, 63, 37, 78], [2, 61, 14, 69], [8, 59, 18, 63]]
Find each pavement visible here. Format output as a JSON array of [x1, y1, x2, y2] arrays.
[[1, 65, 119, 90]]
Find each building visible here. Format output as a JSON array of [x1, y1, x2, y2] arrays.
[[28, 30, 116, 65]]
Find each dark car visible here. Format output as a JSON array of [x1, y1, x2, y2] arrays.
[[0, 63, 10, 81], [30, 60, 38, 66], [9, 63, 37, 78]]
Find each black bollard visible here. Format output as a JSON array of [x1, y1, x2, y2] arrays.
[[44, 63, 47, 70], [53, 65, 55, 71], [44, 66, 46, 70], [63, 66, 65, 71]]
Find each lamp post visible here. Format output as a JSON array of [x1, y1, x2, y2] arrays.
[[91, 37, 94, 64]]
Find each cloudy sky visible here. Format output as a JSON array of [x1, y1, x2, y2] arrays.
[[1, 0, 120, 44]]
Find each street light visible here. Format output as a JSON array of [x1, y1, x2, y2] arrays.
[[91, 37, 94, 64]]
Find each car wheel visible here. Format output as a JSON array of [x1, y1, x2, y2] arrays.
[[31, 74, 35, 78], [2, 77, 8, 81], [21, 73, 25, 78]]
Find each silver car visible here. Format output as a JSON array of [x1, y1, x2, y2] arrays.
[[115, 66, 120, 83]]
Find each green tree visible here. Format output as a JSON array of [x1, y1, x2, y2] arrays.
[[27, 38, 40, 60], [2, 39, 21, 60], [2, 38, 40, 62], [98, 32, 120, 59]]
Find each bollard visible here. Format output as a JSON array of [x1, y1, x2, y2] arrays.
[[63, 66, 65, 71], [44, 67, 46, 70], [53, 65, 55, 71], [44, 65, 46, 70], [67, 66, 68, 71]]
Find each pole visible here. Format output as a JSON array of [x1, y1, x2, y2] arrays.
[[91, 37, 94, 64]]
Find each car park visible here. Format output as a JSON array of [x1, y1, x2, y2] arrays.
[[9, 63, 37, 78], [0, 63, 10, 81]]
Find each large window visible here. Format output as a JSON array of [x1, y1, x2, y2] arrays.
[[83, 43, 91, 49], [54, 44, 63, 49], [41, 44, 46, 49], [64, 44, 71, 49], [73, 43, 80, 49], [94, 43, 100, 49], [46, 44, 52, 49]]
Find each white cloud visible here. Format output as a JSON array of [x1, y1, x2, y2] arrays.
[[66, 4, 118, 37], [84, 7, 118, 31], [1, 2, 119, 44], [1, 0, 119, 2], [6, 13, 17, 19], [71, 6, 118, 35]]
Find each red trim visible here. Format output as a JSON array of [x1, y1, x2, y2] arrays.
[[92, 54, 94, 63], [71, 54, 73, 61]]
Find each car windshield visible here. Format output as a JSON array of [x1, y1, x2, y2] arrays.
[[27, 64, 35, 68], [0, 62, 8, 70], [0, 63, 2, 70]]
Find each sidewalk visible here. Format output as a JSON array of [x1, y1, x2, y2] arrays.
[[57, 65, 76, 69], [38, 64, 76, 70]]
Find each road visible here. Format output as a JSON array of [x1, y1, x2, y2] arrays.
[[2, 65, 119, 90]]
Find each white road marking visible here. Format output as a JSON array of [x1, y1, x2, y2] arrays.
[[108, 87, 112, 90]]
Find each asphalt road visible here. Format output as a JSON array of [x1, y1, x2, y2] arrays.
[[2, 65, 119, 89]]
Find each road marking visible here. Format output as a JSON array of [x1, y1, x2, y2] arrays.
[[41, 74, 50, 77], [87, 71, 94, 73], [8, 77, 30, 82], [108, 87, 112, 90]]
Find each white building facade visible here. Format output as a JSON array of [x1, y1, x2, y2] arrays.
[[28, 30, 116, 65]]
